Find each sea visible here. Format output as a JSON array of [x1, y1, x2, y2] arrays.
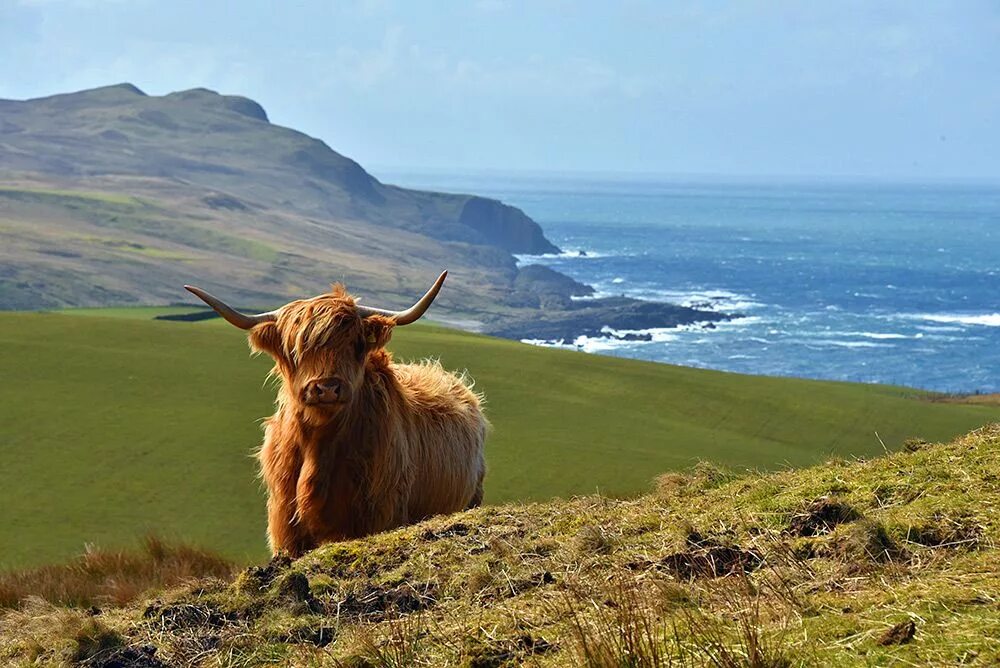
[[380, 171, 1000, 394]]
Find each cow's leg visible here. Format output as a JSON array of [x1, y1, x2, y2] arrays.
[[260, 424, 312, 557], [295, 452, 332, 542], [466, 469, 485, 510], [267, 485, 313, 558]]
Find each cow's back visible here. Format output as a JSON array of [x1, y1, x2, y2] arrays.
[[392, 361, 488, 519]]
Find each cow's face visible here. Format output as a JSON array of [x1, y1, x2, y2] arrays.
[[184, 272, 446, 422], [248, 287, 394, 419]]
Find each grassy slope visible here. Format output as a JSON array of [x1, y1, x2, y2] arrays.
[[3, 424, 998, 666], [0, 180, 517, 318], [1, 309, 998, 569], [0, 83, 546, 314]]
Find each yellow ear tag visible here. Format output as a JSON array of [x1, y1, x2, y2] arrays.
[[367, 333, 377, 344]]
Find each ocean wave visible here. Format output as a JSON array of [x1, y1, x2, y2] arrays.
[[520, 335, 635, 353], [597, 319, 761, 340], [579, 284, 766, 313], [600, 325, 682, 342], [520, 316, 761, 354], [643, 288, 765, 312], [814, 331, 918, 340], [800, 339, 896, 349], [916, 325, 964, 333], [514, 248, 608, 264], [905, 313, 1000, 328], [853, 331, 914, 340]]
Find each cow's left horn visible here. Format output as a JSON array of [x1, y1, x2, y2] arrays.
[[357, 271, 447, 326], [184, 285, 279, 330]]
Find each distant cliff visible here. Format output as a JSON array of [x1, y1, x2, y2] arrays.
[[0, 83, 567, 315], [0, 84, 557, 256], [458, 197, 559, 254]]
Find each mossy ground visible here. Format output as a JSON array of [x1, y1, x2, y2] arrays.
[[3, 424, 998, 666]]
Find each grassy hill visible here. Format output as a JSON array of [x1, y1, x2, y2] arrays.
[[0, 83, 555, 317], [2, 424, 998, 666], [1, 309, 998, 570]]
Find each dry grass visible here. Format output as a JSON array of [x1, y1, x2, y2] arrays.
[[4, 425, 1000, 665], [927, 392, 1000, 406], [333, 614, 429, 668], [558, 576, 679, 667], [678, 575, 795, 668], [0, 535, 237, 610]]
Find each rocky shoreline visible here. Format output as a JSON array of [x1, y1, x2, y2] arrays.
[[485, 294, 736, 342], [484, 263, 737, 342]]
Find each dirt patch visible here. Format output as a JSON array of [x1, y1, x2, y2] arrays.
[[235, 555, 293, 594], [142, 602, 236, 631], [467, 633, 555, 668], [276, 572, 312, 602], [421, 522, 472, 541], [904, 514, 984, 549], [789, 497, 861, 536], [659, 533, 762, 579], [275, 623, 336, 647], [80, 644, 168, 668], [476, 571, 557, 603], [878, 620, 916, 646], [163, 633, 222, 665], [507, 571, 557, 596], [326, 581, 439, 621]]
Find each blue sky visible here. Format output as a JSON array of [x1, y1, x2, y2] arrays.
[[2, 1, 999, 180]]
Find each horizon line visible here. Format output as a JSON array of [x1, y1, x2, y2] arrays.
[[370, 165, 1000, 187]]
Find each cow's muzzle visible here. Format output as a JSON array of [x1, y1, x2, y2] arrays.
[[302, 377, 347, 405]]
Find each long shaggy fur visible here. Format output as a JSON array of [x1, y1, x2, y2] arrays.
[[246, 285, 487, 557]]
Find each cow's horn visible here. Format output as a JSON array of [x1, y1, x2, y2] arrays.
[[184, 285, 278, 330], [356, 271, 447, 326]]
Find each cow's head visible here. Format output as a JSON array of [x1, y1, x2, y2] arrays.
[[184, 272, 447, 420]]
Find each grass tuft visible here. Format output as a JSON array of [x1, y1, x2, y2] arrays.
[[0, 535, 237, 610]]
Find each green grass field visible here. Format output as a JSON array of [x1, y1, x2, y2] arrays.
[[2, 308, 998, 569]]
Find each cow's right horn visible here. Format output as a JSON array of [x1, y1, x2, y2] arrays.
[[356, 271, 448, 326], [184, 285, 279, 330]]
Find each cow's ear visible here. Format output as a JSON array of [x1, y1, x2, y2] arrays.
[[249, 321, 286, 361], [362, 315, 395, 351]]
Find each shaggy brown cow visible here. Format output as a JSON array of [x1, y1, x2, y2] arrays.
[[185, 272, 487, 557]]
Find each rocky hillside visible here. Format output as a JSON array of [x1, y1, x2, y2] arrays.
[[2, 424, 997, 666], [0, 84, 557, 318], [0, 84, 557, 256], [0, 84, 728, 338]]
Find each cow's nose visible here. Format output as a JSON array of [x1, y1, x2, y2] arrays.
[[304, 377, 343, 402]]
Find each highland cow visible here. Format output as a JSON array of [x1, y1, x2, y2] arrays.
[[185, 272, 487, 557]]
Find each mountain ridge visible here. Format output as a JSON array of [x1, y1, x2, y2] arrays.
[[0, 83, 558, 255], [0, 83, 728, 338]]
